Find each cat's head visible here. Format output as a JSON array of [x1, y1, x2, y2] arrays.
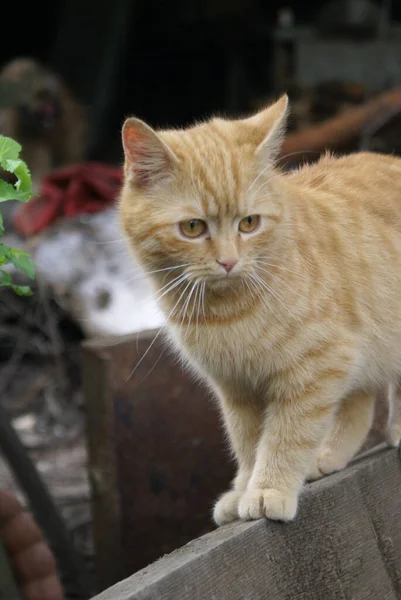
[[120, 96, 289, 292]]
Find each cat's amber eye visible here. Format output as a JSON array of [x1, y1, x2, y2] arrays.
[[238, 215, 260, 234], [179, 219, 207, 238]]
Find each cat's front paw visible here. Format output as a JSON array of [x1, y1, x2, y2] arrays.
[[213, 490, 241, 526], [238, 488, 297, 522], [308, 449, 347, 480], [386, 424, 401, 447]]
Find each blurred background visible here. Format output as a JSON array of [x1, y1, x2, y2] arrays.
[[0, 1, 400, 599], [3, 0, 401, 161]]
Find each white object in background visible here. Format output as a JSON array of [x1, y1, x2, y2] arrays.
[[33, 208, 164, 338]]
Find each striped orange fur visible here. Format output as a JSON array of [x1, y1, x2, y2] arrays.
[[119, 96, 401, 525]]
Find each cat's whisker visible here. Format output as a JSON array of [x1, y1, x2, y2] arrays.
[[192, 283, 202, 340], [249, 275, 286, 326], [188, 282, 199, 326], [135, 348, 166, 387], [253, 272, 286, 301], [198, 283, 204, 335], [92, 238, 129, 245], [111, 269, 186, 303], [244, 277, 258, 302], [271, 272, 304, 299], [255, 265, 303, 299], [182, 281, 198, 326], [249, 177, 281, 200], [125, 278, 191, 382], [254, 259, 300, 276], [246, 164, 276, 196], [152, 274, 189, 305], [125, 263, 191, 284], [252, 273, 288, 311], [135, 272, 188, 308], [175, 280, 195, 334], [201, 281, 207, 322], [248, 275, 267, 307]]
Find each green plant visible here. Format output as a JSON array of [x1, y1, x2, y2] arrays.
[[0, 135, 35, 295]]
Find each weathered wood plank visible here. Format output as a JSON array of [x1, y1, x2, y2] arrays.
[[92, 447, 401, 600]]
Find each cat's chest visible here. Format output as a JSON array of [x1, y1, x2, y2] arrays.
[[169, 320, 263, 381]]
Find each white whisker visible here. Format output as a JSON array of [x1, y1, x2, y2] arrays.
[[246, 164, 276, 196], [255, 259, 300, 276], [125, 278, 191, 382], [255, 265, 303, 299], [249, 176, 279, 200], [125, 263, 191, 284], [201, 281, 206, 322], [152, 273, 189, 304], [252, 273, 288, 310], [194, 281, 203, 339], [189, 283, 200, 339], [92, 238, 128, 245], [249, 274, 286, 326], [182, 281, 198, 325]]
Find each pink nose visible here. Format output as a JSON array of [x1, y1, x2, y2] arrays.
[[217, 259, 238, 273]]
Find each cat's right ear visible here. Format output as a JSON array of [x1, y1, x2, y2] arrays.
[[122, 118, 178, 187]]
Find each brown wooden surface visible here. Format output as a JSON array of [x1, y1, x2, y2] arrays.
[[82, 344, 124, 591], [82, 331, 233, 592], [92, 446, 401, 600]]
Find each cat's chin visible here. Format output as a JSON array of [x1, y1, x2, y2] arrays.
[[206, 276, 242, 290]]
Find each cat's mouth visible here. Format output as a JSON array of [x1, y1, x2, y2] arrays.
[[206, 274, 242, 289]]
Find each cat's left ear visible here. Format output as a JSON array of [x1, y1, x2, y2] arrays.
[[245, 94, 289, 163], [122, 117, 178, 187]]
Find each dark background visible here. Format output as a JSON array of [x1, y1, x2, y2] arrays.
[[2, 0, 401, 161]]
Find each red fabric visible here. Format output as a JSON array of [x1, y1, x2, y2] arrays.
[[14, 162, 123, 237]]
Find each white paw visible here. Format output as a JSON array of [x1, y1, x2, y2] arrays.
[[307, 464, 324, 481], [238, 488, 297, 522], [213, 490, 241, 526], [307, 449, 347, 480], [386, 425, 401, 448]]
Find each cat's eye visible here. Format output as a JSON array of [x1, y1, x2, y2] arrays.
[[179, 219, 207, 238], [238, 215, 260, 234]]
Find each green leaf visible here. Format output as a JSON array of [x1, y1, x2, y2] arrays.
[[0, 135, 33, 203], [11, 284, 33, 296], [0, 244, 36, 279], [0, 179, 32, 202], [0, 270, 32, 296], [0, 135, 22, 162], [13, 161, 32, 200], [0, 135, 35, 296], [2, 157, 32, 198]]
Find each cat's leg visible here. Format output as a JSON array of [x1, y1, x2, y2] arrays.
[[213, 399, 262, 526], [386, 383, 401, 447], [308, 390, 375, 480], [237, 373, 346, 522]]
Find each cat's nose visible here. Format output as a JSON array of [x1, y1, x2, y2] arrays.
[[217, 259, 238, 273]]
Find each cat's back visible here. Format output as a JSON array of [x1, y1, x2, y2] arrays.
[[288, 151, 401, 208], [285, 152, 401, 240]]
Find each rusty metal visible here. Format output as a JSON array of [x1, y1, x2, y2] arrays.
[[82, 330, 233, 592]]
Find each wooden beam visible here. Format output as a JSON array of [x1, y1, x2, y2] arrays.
[[92, 447, 401, 600]]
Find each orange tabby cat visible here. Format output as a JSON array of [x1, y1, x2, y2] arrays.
[[119, 96, 401, 525]]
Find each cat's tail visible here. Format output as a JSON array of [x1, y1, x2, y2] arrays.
[[386, 383, 401, 447]]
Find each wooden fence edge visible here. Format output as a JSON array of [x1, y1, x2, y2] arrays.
[[92, 445, 401, 600]]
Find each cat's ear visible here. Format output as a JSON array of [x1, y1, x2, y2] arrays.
[[244, 95, 289, 162], [122, 118, 178, 186]]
